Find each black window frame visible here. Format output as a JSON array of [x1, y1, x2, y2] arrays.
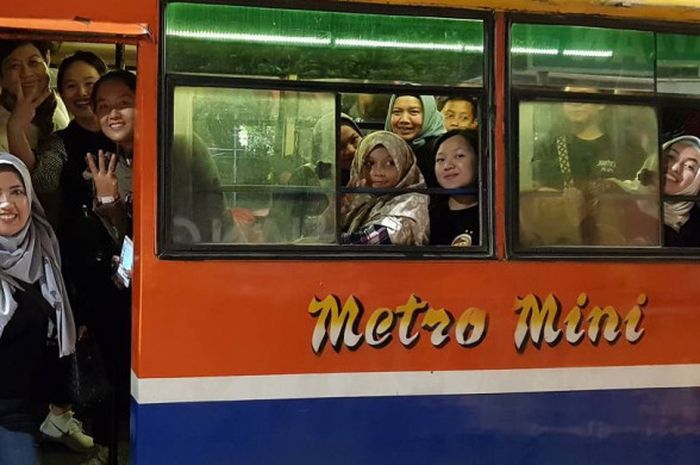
[[158, 0, 496, 260], [507, 13, 700, 261]]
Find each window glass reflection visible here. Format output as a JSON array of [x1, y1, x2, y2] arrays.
[[518, 101, 660, 247], [165, 3, 484, 86], [511, 24, 654, 92], [171, 86, 336, 245], [657, 33, 700, 95]]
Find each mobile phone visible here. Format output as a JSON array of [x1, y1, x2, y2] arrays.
[[116, 236, 133, 288]]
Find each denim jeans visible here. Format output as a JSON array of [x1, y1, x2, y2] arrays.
[[0, 425, 39, 465]]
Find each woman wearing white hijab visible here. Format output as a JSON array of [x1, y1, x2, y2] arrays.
[[0, 152, 75, 464], [663, 135, 700, 246]]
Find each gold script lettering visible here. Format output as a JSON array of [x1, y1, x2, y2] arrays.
[[365, 307, 395, 347], [421, 307, 454, 347], [395, 295, 428, 347], [308, 295, 363, 354], [514, 294, 562, 351], [623, 294, 646, 343]]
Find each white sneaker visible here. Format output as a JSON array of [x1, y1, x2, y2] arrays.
[[40, 409, 95, 452]]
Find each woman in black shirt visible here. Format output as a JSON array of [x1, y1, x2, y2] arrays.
[[0, 153, 75, 464], [430, 130, 480, 246]]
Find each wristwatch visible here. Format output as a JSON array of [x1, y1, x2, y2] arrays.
[[98, 195, 117, 205]]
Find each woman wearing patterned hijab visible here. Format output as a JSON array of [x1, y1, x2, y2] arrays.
[[384, 94, 445, 187], [342, 131, 429, 245], [0, 153, 75, 464]]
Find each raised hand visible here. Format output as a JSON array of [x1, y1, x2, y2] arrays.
[[7, 78, 52, 131], [86, 150, 119, 198]]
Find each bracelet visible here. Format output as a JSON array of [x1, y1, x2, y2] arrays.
[[98, 195, 118, 205]]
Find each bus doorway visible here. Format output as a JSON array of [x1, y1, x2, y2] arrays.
[[0, 33, 139, 465]]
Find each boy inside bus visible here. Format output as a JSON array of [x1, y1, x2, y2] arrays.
[[439, 96, 478, 131]]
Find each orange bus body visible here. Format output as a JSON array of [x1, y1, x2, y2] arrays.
[[2, 1, 700, 464]]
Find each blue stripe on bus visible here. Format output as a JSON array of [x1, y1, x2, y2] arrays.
[[131, 387, 700, 465]]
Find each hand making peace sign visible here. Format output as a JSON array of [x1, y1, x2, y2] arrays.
[[6, 77, 52, 131]]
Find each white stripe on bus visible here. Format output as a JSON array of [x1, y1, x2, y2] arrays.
[[131, 364, 700, 405]]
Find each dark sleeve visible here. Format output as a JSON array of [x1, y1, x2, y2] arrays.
[[191, 136, 226, 241], [94, 198, 130, 245], [171, 134, 228, 243], [531, 137, 563, 189], [32, 134, 67, 194]]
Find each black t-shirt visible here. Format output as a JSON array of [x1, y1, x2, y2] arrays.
[[665, 207, 700, 247], [532, 133, 643, 189], [430, 200, 480, 246]]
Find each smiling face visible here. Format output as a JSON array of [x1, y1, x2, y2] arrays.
[[390, 96, 424, 142], [364, 146, 400, 188], [0, 168, 30, 237], [664, 142, 700, 195], [95, 79, 135, 149], [435, 134, 477, 189], [0, 43, 49, 97], [60, 60, 101, 122]]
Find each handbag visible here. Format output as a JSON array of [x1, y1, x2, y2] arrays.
[[29, 282, 111, 406], [70, 336, 112, 406]]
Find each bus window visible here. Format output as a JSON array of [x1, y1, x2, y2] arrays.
[[162, 2, 489, 254], [164, 3, 484, 87], [338, 93, 484, 248], [168, 88, 486, 249], [518, 100, 660, 247], [508, 22, 700, 253], [657, 34, 700, 96], [511, 24, 654, 93], [170, 86, 336, 245]]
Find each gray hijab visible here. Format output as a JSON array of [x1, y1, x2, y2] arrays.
[[0, 153, 75, 357]]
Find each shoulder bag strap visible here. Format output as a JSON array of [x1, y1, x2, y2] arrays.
[[556, 135, 575, 189]]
